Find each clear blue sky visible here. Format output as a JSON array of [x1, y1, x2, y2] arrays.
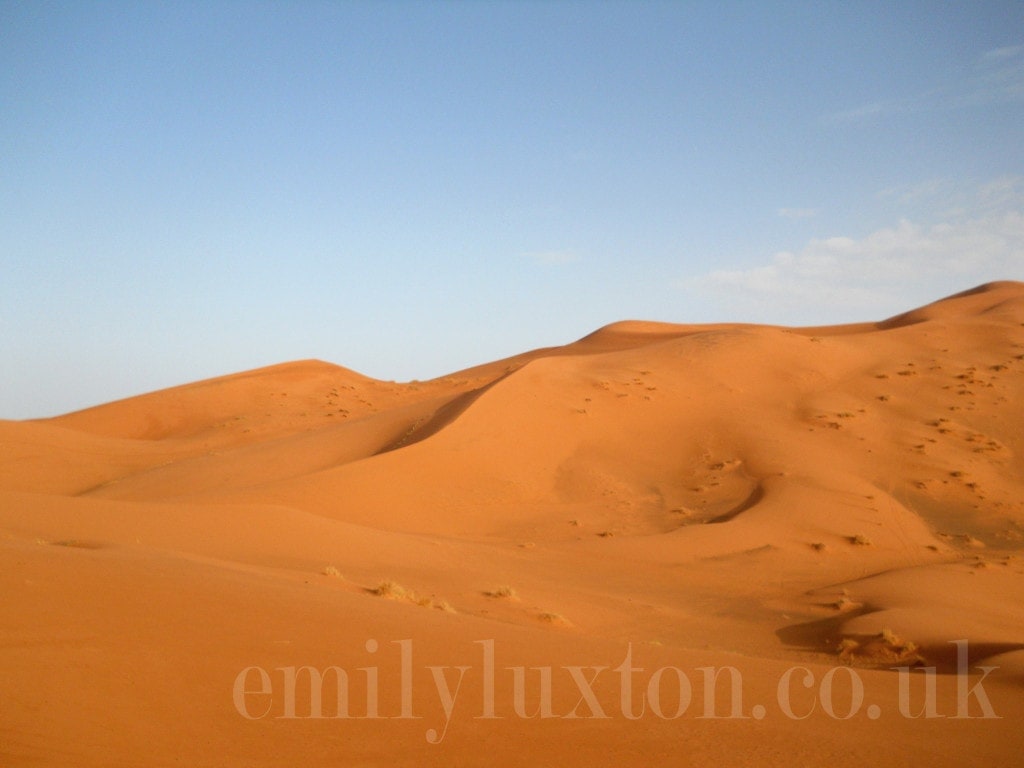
[[2, 1, 1023, 418]]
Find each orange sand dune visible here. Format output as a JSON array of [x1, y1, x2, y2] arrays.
[[3, 281, 1024, 766]]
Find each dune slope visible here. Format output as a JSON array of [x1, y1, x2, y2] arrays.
[[2, 281, 1024, 766]]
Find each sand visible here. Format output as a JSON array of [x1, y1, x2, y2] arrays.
[[2, 281, 1024, 766]]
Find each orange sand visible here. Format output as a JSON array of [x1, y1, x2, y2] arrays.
[[3, 281, 1024, 765]]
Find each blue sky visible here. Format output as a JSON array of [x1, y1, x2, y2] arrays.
[[2, 1, 1023, 418]]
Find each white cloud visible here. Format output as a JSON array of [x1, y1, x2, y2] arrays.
[[526, 250, 580, 266], [977, 176, 1024, 211], [683, 179, 1024, 319]]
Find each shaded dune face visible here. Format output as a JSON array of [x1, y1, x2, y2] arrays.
[[2, 281, 1024, 766]]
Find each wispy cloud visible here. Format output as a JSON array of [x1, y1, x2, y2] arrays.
[[682, 178, 1024, 319], [877, 178, 951, 204], [825, 44, 1024, 123], [959, 44, 1024, 107], [982, 45, 1024, 62], [879, 176, 1024, 218], [825, 100, 899, 124]]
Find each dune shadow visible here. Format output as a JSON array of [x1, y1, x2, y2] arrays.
[[777, 608, 1024, 672], [48, 539, 107, 550], [374, 376, 507, 455], [776, 605, 878, 652], [707, 483, 764, 524]]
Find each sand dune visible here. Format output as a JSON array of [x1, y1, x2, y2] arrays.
[[3, 281, 1024, 766]]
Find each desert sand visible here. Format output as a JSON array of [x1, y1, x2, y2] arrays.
[[2, 281, 1024, 766]]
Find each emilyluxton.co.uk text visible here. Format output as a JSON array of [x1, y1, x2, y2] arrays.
[[233, 639, 999, 743]]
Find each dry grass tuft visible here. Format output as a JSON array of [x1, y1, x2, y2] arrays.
[[484, 585, 518, 600], [879, 627, 899, 645], [373, 580, 408, 599], [838, 629, 923, 666], [538, 612, 571, 627], [372, 580, 455, 612], [837, 638, 859, 656]]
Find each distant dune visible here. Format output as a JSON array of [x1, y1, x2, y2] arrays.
[[3, 281, 1024, 766]]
